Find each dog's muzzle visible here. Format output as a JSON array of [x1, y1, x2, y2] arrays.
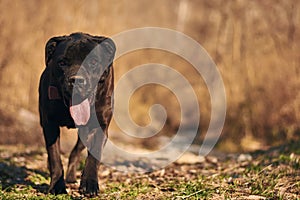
[[68, 75, 87, 88]]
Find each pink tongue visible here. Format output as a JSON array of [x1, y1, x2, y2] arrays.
[[69, 98, 90, 126]]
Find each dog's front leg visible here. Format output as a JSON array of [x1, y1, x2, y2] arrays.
[[79, 127, 107, 196], [66, 130, 86, 183], [79, 152, 101, 196], [42, 123, 67, 194]]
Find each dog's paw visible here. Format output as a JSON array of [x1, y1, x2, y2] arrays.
[[79, 178, 99, 197], [49, 176, 67, 195]]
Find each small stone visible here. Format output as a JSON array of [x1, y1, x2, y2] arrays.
[[100, 169, 110, 177], [226, 176, 234, 184], [237, 154, 252, 162], [176, 152, 205, 164], [206, 156, 218, 164]]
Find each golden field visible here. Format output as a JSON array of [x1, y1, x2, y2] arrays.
[[0, 0, 299, 152]]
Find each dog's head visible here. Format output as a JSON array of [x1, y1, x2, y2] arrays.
[[45, 33, 115, 125]]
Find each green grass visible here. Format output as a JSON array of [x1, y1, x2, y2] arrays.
[[0, 185, 72, 200]]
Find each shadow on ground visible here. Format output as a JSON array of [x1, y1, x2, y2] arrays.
[[0, 161, 48, 193]]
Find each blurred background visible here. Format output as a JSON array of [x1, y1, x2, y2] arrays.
[[0, 0, 299, 153]]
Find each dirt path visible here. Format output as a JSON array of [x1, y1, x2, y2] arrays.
[[0, 142, 299, 199]]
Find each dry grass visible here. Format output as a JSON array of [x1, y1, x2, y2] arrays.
[[0, 141, 299, 199], [0, 0, 299, 150]]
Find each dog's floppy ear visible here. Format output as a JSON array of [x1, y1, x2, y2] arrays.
[[45, 36, 68, 65], [92, 36, 116, 65], [101, 38, 116, 59]]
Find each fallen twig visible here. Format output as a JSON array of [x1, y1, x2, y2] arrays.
[[174, 190, 204, 199]]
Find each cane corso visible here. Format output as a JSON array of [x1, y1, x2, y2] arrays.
[[39, 32, 115, 196]]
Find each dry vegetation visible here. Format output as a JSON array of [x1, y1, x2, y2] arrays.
[[0, 141, 299, 199], [0, 0, 299, 150]]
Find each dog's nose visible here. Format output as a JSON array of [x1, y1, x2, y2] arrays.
[[68, 76, 86, 86]]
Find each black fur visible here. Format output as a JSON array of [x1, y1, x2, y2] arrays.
[[39, 32, 115, 196]]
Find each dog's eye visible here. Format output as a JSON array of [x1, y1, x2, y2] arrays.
[[57, 60, 68, 68]]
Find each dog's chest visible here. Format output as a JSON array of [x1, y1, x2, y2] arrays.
[[47, 100, 75, 128]]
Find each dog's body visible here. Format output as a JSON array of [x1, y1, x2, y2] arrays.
[[39, 33, 115, 196]]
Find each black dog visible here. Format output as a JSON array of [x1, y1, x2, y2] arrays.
[[39, 33, 115, 196]]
